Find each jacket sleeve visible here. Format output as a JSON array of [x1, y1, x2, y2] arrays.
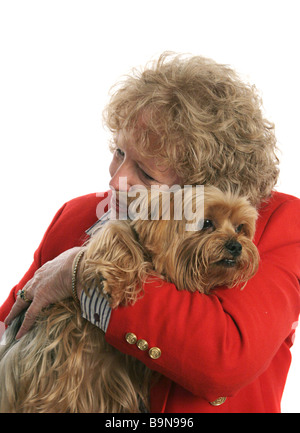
[[0, 203, 67, 322], [105, 197, 300, 401], [0, 193, 103, 322]]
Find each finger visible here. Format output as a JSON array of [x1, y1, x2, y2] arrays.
[[4, 297, 31, 326], [15, 303, 40, 340]]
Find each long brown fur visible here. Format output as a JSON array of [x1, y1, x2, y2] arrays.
[[0, 299, 152, 413], [0, 186, 259, 412]]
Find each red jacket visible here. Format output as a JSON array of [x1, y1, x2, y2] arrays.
[[1, 190, 299, 413]]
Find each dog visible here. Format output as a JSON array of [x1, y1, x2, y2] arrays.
[[0, 186, 259, 412]]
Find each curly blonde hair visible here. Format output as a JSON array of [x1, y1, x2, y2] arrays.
[[103, 52, 279, 206]]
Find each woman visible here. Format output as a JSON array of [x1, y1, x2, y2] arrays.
[[1, 53, 299, 413]]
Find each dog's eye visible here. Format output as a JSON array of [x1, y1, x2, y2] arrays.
[[235, 224, 244, 233], [202, 219, 214, 230]]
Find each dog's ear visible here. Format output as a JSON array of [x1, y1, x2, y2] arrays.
[[81, 221, 152, 308], [131, 216, 184, 280], [172, 235, 208, 293]]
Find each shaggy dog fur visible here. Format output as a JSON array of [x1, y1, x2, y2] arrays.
[[0, 186, 259, 412]]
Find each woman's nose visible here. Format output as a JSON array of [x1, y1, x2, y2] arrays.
[[109, 162, 136, 191]]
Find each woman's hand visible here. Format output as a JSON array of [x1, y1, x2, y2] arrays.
[[4, 247, 82, 340]]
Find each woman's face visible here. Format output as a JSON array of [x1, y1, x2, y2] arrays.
[[109, 129, 182, 191]]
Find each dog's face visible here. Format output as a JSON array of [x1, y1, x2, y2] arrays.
[[130, 186, 259, 293], [173, 187, 259, 293]]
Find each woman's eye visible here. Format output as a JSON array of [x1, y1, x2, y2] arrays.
[[141, 169, 155, 181], [201, 219, 214, 230], [235, 224, 244, 233], [116, 148, 125, 158]]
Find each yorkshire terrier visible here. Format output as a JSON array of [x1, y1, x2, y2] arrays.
[[0, 186, 259, 413]]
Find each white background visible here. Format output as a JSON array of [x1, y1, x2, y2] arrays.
[[0, 0, 299, 412]]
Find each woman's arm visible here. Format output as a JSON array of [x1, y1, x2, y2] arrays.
[[0, 193, 106, 334], [104, 196, 300, 401], [4, 247, 81, 339]]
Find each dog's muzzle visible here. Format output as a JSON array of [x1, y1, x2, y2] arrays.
[[224, 240, 242, 257]]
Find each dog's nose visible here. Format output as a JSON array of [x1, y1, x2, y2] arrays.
[[225, 240, 242, 257]]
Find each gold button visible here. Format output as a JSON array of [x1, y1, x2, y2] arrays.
[[137, 339, 149, 351], [125, 333, 137, 345], [149, 347, 161, 359], [209, 397, 227, 406]]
